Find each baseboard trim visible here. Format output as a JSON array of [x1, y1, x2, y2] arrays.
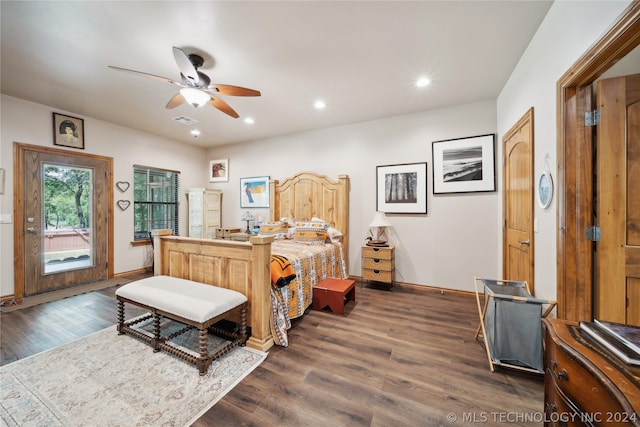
[[350, 275, 475, 298]]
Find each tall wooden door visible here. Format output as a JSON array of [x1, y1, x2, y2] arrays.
[[595, 73, 640, 326], [502, 108, 535, 293], [16, 144, 112, 296]]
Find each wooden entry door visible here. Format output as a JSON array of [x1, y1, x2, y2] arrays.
[[595, 74, 640, 326], [502, 108, 535, 293], [15, 144, 113, 297]]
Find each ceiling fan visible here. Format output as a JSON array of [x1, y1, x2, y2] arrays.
[[108, 47, 261, 118]]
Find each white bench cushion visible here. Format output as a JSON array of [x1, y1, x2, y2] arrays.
[[116, 275, 247, 323]]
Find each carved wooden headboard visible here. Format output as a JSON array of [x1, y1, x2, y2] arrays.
[[270, 171, 350, 266]]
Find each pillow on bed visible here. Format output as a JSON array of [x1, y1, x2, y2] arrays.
[[259, 221, 288, 239], [311, 217, 342, 242], [327, 227, 343, 242], [294, 221, 329, 245]]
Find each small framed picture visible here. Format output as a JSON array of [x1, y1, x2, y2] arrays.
[[376, 162, 428, 214], [209, 159, 229, 182], [432, 134, 496, 194], [53, 112, 84, 149], [240, 176, 270, 208]]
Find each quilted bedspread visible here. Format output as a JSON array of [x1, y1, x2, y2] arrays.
[[269, 240, 347, 346]]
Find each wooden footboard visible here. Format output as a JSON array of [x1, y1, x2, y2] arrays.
[[151, 229, 275, 351]]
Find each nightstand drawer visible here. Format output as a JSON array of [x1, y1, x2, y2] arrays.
[[362, 258, 393, 271], [363, 268, 394, 283], [362, 246, 394, 260]]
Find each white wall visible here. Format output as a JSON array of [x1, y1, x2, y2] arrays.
[[497, 0, 633, 302], [206, 100, 500, 292], [0, 95, 208, 297], [2, 96, 499, 297]]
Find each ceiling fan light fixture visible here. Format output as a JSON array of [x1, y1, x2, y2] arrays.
[[180, 87, 210, 108]]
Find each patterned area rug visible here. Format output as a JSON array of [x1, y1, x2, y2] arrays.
[[0, 320, 267, 426]]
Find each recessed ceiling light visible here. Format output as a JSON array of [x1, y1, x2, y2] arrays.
[[190, 129, 201, 138], [314, 100, 326, 110], [244, 117, 255, 124], [415, 77, 431, 88]]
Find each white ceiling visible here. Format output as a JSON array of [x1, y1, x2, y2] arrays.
[[1, 1, 553, 148]]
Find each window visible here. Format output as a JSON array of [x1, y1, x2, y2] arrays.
[[133, 165, 180, 240]]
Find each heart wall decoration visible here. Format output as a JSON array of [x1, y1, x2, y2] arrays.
[[117, 200, 131, 211], [116, 181, 130, 192]]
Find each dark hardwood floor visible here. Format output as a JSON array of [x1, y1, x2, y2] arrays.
[[1, 274, 544, 426]]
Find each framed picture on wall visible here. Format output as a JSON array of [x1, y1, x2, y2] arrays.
[[209, 159, 229, 182], [240, 176, 270, 208], [432, 134, 496, 194], [376, 162, 428, 214], [53, 112, 84, 149]]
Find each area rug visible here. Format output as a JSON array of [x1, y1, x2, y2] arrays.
[[0, 277, 132, 313], [0, 319, 267, 426]]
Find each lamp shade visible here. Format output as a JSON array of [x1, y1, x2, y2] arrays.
[[369, 211, 391, 228], [180, 87, 210, 108], [241, 211, 254, 221]]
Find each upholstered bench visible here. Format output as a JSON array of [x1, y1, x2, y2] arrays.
[[312, 277, 356, 315], [115, 275, 248, 375]]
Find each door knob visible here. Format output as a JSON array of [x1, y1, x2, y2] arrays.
[[518, 239, 530, 245], [27, 227, 36, 233]]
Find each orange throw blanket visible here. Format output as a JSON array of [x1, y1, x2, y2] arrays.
[[270, 255, 296, 289], [270, 255, 297, 346]]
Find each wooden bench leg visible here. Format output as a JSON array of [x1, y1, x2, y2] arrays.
[[152, 314, 162, 352], [197, 328, 208, 375], [239, 304, 248, 345], [117, 300, 125, 334]]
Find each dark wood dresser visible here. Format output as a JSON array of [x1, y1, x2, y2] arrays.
[[543, 319, 640, 426]]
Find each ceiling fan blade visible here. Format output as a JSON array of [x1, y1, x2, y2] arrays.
[[211, 84, 261, 97], [209, 97, 239, 118], [165, 93, 185, 109], [108, 65, 182, 87], [173, 46, 199, 85]]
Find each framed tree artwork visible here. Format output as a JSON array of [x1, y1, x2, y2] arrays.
[[376, 162, 428, 214]]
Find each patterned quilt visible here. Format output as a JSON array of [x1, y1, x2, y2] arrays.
[[269, 240, 347, 346]]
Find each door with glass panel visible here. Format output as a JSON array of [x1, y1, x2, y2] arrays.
[[20, 145, 111, 295]]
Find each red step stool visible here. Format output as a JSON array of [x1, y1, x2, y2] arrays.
[[312, 278, 356, 315]]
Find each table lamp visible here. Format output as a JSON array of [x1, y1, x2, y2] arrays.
[[368, 211, 391, 246], [241, 211, 254, 234]]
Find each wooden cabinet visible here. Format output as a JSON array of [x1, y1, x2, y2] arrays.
[[362, 245, 394, 288], [215, 227, 241, 239], [186, 188, 221, 239], [543, 319, 640, 426]]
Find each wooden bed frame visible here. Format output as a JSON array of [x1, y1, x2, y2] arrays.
[[152, 172, 350, 352]]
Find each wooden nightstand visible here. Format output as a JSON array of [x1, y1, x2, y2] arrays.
[[215, 227, 241, 239], [362, 245, 394, 289]]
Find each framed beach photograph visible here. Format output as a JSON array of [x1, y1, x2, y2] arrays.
[[240, 176, 270, 208], [209, 159, 229, 182], [432, 134, 496, 194], [376, 162, 427, 214], [53, 112, 84, 149]]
